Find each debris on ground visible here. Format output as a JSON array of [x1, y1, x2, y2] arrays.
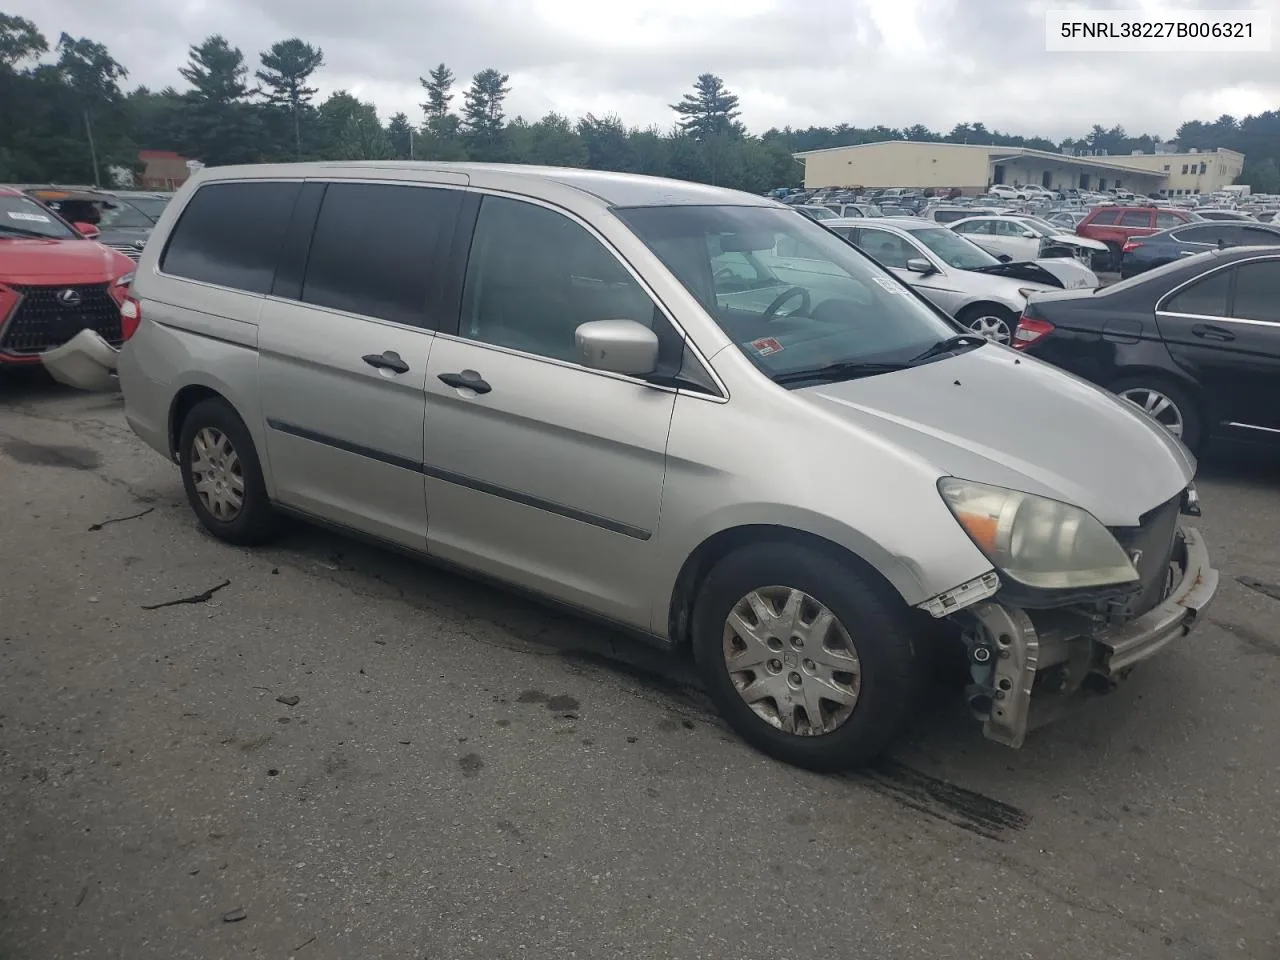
[[87, 507, 155, 532], [141, 580, 230, 611], [275, 695, 300, 707], [221, 907, 247, 922]]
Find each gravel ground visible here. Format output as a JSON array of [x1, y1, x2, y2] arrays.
[[2, 373, 1278, 960]]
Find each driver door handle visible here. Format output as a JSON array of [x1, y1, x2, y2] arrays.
[[1191, 323, 1234, 342], [438, 370, 492, 394], [362, 350, 410, 374]]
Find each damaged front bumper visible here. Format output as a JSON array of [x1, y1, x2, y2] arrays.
[[959, 526, 1217, 749], [40, 329, 120, 392]]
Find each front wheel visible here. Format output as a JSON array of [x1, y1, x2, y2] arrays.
[[692, 542, 918, 771], [958, 304, 1018, 346]]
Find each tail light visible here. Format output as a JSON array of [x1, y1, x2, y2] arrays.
[[120, 295, 142, 341], [1013, 317, 1054, 350], [1122, 239, 1143, 254]]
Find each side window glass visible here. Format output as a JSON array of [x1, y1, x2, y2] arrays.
[[1164, 268, 1231, 317], [160, 181, 301, 293], [1155, 211, 1183, 229], [857, 230, 912, 269], [301, 183, 455, 327], [1231, 261, 1280, 323], [460, 196, 676, 369], [1091, 210, 1121, 225], [1119, 210, 1151, 227], [1240, 227, 1280, 247]]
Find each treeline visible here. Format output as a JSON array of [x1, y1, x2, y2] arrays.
[[2, 12, 1278, 194]]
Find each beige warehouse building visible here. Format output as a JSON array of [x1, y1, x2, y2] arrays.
[[794, 140, 1245, 197]]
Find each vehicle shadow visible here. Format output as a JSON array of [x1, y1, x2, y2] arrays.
[[1197, 438, 1280, 486]]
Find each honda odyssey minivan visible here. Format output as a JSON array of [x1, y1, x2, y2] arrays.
[[44, 162, 1218, 771]]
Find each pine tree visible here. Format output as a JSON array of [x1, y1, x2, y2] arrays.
[[256, 38, 324, 157]]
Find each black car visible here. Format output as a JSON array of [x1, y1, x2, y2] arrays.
[[1121, 220, 1280, 278], [1014, 247, 1280, 453]]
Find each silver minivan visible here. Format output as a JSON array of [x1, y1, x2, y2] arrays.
[[45, 162, 1218, 771]]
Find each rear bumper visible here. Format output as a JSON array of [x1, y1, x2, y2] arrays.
[[40, 329, 120, 392], [965, 526, 1217, 748]]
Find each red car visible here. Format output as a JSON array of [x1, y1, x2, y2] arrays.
[[1075, 205, 1197, 270], [0, 185, 136, 372]]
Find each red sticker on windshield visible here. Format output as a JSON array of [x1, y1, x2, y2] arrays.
[[750, 337, 783, 357]]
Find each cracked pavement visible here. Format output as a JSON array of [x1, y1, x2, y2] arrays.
[[1, 372, 1279, 959]]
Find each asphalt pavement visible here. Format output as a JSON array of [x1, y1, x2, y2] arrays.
[[2, 372, 1278, 960]]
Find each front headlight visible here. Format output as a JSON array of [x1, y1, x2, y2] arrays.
[[939, 478, 1139, 590]]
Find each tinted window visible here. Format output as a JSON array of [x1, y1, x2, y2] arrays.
[[301, 183, 456, 327], [161, 181, 301, 293], [1089, 209, 1121, 225], [1164, 268, 1231, 316], [1119, 210, 1152, 227], [1155, 211, 1185, 229], [1231, 261, 1280, 323], [460, 196, 668, 366], [1172, 224, 1224, 245], [1240, 227, 1280, 247]]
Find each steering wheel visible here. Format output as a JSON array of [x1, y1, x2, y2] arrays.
[[713, 266, 739, 283], [763, 286, 811, 320]]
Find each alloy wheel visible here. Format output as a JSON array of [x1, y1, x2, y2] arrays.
[[189, 426, 245, 520], [1117, 387, 1184, 439], [721, 586, 862, 736], [966, 315, 1012, 344]]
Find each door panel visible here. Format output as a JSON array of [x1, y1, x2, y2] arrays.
[[422, 193, 676, 629], [423, 338, 674, 625], [257, 181, 463, 549], [259, 301, 434, 548], [1156, 259, 1280, 432]]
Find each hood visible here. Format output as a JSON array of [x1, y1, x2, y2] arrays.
[[97, 225, 151, 244], [1049, 233, 1108, 251], [0, 236, 133, 282], [797, 345, 1195, 526], [968, 260, 1068, 288]]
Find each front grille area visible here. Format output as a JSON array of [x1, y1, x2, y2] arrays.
[[104, 242, 142, 262], [0, 283, 122, 355], [1109, 493, 1183, 621]]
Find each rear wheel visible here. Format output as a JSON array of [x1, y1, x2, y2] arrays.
[[958, 304, 1018, 346], [691, 542, 918, 771], [178, 397, 279, 545], [1109, 375, 1204, 453]]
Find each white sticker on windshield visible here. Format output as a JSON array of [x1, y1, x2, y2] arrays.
[[873, 276, 904, 294], [7, 211, 51, 223]]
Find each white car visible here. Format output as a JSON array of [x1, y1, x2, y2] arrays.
[[825, 217, 1099, 344], [949, 215, 1108, 264]]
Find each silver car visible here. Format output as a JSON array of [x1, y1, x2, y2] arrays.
[[43, 162, 1217, 771], [825, 217, 1099, 344]]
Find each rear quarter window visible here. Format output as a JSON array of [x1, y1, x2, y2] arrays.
[[160, 181, 302, 294]]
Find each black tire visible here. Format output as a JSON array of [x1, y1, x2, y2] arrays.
[[958, 303, 1018, 347], [178, 397, 279, 545], [1108, 374, 1205, 454], [691, 542, 918, 772]]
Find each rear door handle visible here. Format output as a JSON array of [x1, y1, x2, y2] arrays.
[[438, 370, 492, 394], [1191, 323, 1235, 342], [362, 351, 410, 374]]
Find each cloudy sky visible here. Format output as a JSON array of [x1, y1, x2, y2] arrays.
[[8, 0, 1279, 140]]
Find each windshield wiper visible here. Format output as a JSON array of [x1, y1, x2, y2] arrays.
[[772, 360, 909, 386], [908, 334, 985, 365]]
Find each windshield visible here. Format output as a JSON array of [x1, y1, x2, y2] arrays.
[[0, 194, 76, 239], [803, 206, 838, 220], [97, 200, 155, 228], [615, 204, 961, 384], [121, 196, 169, 219], [1016, 218, 1059, 236], [907, 226, 1000, 269]]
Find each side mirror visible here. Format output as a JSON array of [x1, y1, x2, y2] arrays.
[[74, 222, 100, 239], [1022, 230, 1038, 238], [905, 258, 936, 275], [997, 253, 1014, 263], [575, 319, 659, 377]]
